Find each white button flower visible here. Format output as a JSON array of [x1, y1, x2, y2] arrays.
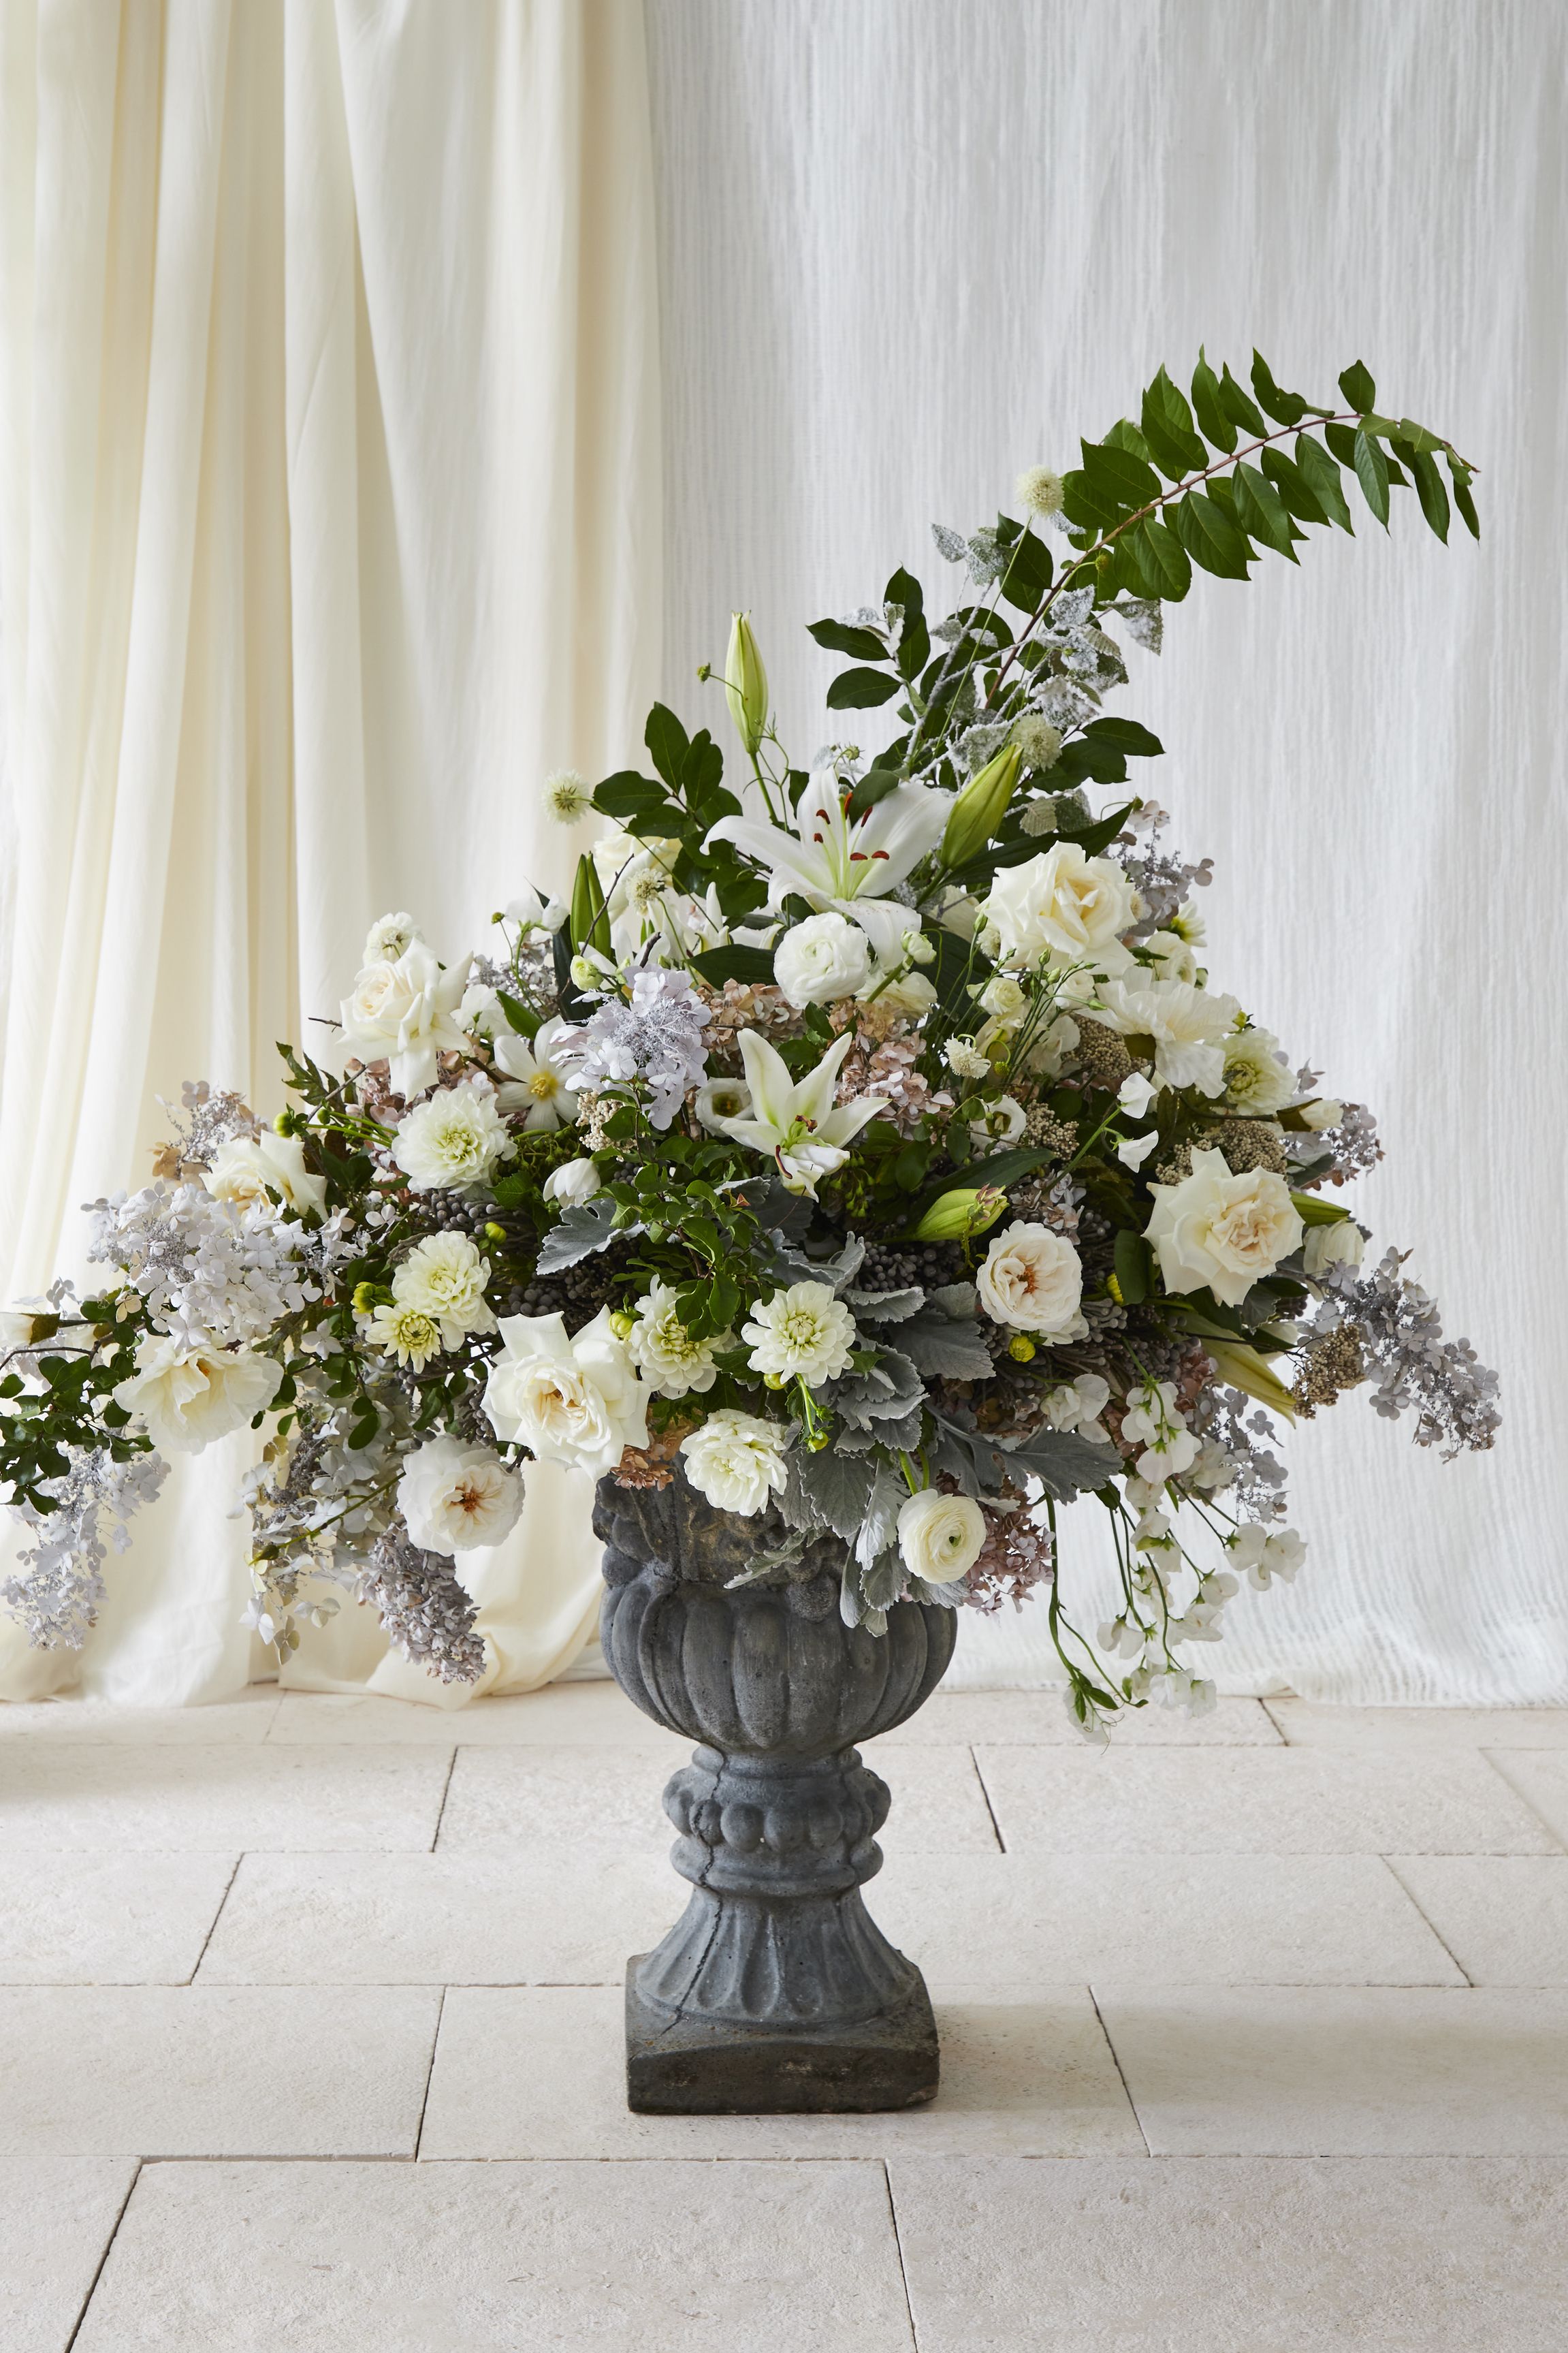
[[976, 1222, 1085, 1339], [1144, 1148, 1305, 1308], [679, 1410, 790, 1516], [483, 1308, 649, 1477], [398, 1436, 522, 1555], [490, 1016, 581, 1131], [741, 1280, 857, 1388], [392, 1079, 515, 1193], [717, 1030, 891, 1198], [340, 940, 470, 1099], [628, 1278, 728, 1398], [391, 1233, 496, 1347]]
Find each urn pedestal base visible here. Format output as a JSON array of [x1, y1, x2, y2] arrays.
[[625, 1957, 940, 2115]]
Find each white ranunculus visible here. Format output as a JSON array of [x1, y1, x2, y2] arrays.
[[772, 911, 871, 1009], [339, 940, 470, 1098], [364, 911, 421, 964], [1303, 1219, 1365, 1277], [979, 844, 1137, 974], [490, 1015, 581, 1131], [1221, 1026, 1295, 1116], [204, 1131, 327, 1220], [976, 1222, 1085, 1339], [542, 1158, 601, 1210], [628, 1278, 726, 1398], [114, 1336, 281, 1455], [483, 1308, 649, 1477], [1144, 1148, 1305, 1308], [1097, 976, 1240, 1097], [679, 1410, 790, 1516], [740, 1281, 858, 1388], [897, 1489, 987, 1583], [397, 1436, 522, 1555], [693, 1077, 752, 1135], [392, 1079, 515, 1192], [391, 1233, 496, 1345]]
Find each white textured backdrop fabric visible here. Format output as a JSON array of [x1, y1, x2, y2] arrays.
[[0, 0, 658, 1702], [644, 0, 1568, 1700]]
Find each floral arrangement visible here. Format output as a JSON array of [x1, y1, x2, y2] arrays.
[[0, 353, 1499, 1735]]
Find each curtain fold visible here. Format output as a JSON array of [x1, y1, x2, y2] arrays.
[[0, 0, 660, 1705]]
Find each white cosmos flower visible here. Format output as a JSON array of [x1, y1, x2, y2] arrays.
[[897, 1489, 987, 1583], [392, 1079, 515, 1192], [114, 1336, 282, 1455], [1097, 976, 1241, 1097], [741, 1280, 857, 1387], [718, 1030, 890, 1197], [976, 1222, 1085, 1339], [542, 1158, 601, 1210], [490, 1015, 581, 1131], [1144, 1148, 1305, 1308], [693, 1077, 752, 1135], [340, 940, 470, 1099], [679, 1410, 790, 1517], [204, 1132, 327, 1220], [391, 1233, 495, 1346], [364, 911, 422, 963], [1221, 1026, 1295, 1115], [1303, 1220, 1365, 1277], [483, 1308, 649, 1477], [774, 911, 872, 1008], [979, 843, 1137, 974], [398, 1437, 522, 1555], [628, 1278, 727, 1398], [705, 773, 949, 938]]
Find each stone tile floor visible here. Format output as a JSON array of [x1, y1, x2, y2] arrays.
[[3, 1684, 1567, 2350]]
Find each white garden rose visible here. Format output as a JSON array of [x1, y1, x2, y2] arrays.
[[113, 1336, 281, 1455], [339, 940, 470, 1098], [976, 1222, 1086, 1339], [897, 1489, 986, 1584], [483, 1308, 649, 1476], [397, 1436, 522, 1555], [1303, 1219, 1365, 1277], [773, 911, 871, 1008], [1143, 1148, 1305, 1308], [391, 1233, 496, 1345], [979, 844, 1137, 973], [490, 1015, 580, 1131], [1221, 1026, 1295, 1116], [628, 1278, 726, 1397], [392, 1080, 514, 1192], [740, 1281, 858, 1387], [1097, 976, 1240, 1096], [204, 1131, 327, 1220], [679, 1411, 790, 1516], [542, 1158, 601, 1210]]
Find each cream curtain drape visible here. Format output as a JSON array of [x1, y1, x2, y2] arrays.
[[0, 0, 659, 1703]]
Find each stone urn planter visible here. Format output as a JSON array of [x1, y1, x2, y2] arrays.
[[594, 1466, 957, 2115]]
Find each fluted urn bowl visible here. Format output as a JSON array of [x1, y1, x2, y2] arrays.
[[596, 1467, 957, 2114]]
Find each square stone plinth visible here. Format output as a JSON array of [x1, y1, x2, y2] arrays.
[[625, 1961, 940, 2114]]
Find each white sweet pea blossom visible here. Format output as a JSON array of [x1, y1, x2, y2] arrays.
[[393, 1080, 515, 1193], [679, 1410, 791, 1515], [490, 1016, 581, 1131], [1115, 1130, 1160, 1171], [1097, 976, 1241, 1097], [1117, 1071, 1159, 1118], [114, 1337, 282, 1455], [1044, 1374, 1111, 1440], [1145, 1148, 1305, 1308], [340, 941, 470, 1099], [705, 772, 948, 948], [502, 885, 568, 932], [718, 1030, 890, 1197], [741, 1281, 857, 1388], [1120, 1380, 1200, 1481], [398, 1437, 522, 1555], [483, 1308, 648, 1477]]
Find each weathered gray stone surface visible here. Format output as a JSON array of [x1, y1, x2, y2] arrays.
[[596, 1470, 955, 2113]]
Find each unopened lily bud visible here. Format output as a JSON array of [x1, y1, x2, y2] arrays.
[[724, 612, 769, 755], [939, 743, 1022, 870], [910, 1184, 1008, 1243]]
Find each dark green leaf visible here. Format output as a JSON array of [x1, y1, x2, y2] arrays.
[[1172, 491, 1251, 580], [999, 528, 1053, 612], [1081, 437, 1162, 513], [1338, 360, 1377, 412], [1447, 452, 1480, 539], [1059, 466, 1125, 535], [1130, 516, 1191, 600], [1191, 349, 1237, 454], [690, 945, 777, 987], [1082, 716, 1164, 757], [1103, 417, 1153, 460], [825, 667, 902, 710], [1396, 417, 1446, 455], [896, 610, 931, 680], [1114, 1228, 1151, 1305], [1294, 433, 1354, 531], [845, 763, 906, 819], [1353, 426, 1391, 526], [1249, 351, 1308, 427], [1140, 365, 1209, 478], [1260, 445, 1328, 526], [495, 990, 540, 1041], [592, 770, 668, 821], [1323, 420, 1359, 467], [1232, 461, 1297, 558], [807, 618, 889, 661], [644, 703, 690, 789], [884, 567, 925, 622], [1407, 447, 1450, 541], [1217, 364, 1266, 437]]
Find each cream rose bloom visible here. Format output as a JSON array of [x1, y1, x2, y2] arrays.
[[340, 940, 470, 1098], [897, 1489, 987, 1584], [976, 1222, 1086, 1338], [483, 1308, 648, 1477], [1144, 1148, 1305, 1308], [773, 911, 872, 1008], [114, 1336, 282, 1455], [204, 1132, 327, 1220], [397, 1436, 522, 1555], [679, 1411, 790, 1516], [979, 844, 1136, 973]]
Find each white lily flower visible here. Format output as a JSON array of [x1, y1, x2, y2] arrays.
[[718, 1030, 891, 1197], [705, 774, 948, 953]]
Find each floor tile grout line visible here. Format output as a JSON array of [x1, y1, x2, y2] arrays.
[[967, 1747, 1008, 1854], [1476, 1748, 1568, 1854], [185, 1853, 245, 1985], [429, 1749, 460, 1852], [413, 1985, 448, 2160], [881, 2158, 921, 2351], [1088, 1982, 1152, 2157], [1378, 1854, 1474, 1987], [63, 2158, 141, 2352]]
